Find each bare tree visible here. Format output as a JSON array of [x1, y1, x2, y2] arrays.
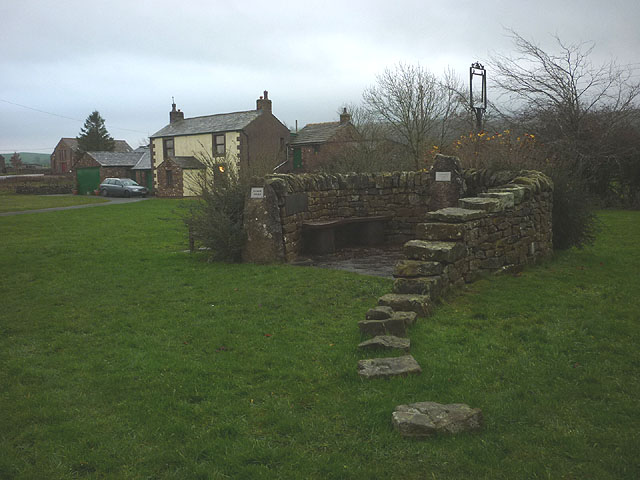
[[363, 63, 466, 170], [491, 29, 640, 203], [492, 29, 639, 140]]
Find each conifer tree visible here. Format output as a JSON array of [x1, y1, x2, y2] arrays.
[[10, 152, 23, 169], [76, 111, 115, 152]]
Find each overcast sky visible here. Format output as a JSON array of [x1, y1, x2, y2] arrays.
[[1, 0, 638, 153]]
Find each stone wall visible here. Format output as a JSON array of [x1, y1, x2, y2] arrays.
[[244, 171, 433, 262], [384, 169, 553, 314], [242, 156, 553, 270]]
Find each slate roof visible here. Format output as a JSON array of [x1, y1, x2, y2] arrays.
[[131, 151, 151, 170], [86, 151, 144, 167], [291, 122, 351, 145], [59, 137, 132, 153], [151, 110, 263, 138], [172, 156, 205, 169]]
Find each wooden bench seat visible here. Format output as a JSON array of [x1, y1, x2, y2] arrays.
[[302, 215, 391, 254]]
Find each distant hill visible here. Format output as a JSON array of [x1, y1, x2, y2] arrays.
[[0, 152, 51, 166]]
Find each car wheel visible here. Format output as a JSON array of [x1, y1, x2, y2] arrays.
[[124, 190, 130, 198], [101, 189, 108, 197]]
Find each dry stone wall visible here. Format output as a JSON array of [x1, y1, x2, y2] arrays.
[[384, 169, 553, 314], [242, 156, 553, 273], [244, 171, 433, 262]]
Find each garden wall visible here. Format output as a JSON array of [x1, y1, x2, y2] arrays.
[[242, 155, 553, 272]]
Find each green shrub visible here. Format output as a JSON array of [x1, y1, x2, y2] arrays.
[[449, 130, 598, 250], [183, 159, 246, 262]]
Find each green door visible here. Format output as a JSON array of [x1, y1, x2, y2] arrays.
[[144, 171, 153, 192], [293, 147, 302, 169], [76, 167, 100, 195]]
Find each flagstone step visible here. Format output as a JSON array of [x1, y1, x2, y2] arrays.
[[357, 335, 410, 352], [357, 355, 421, 379], [425, 207, 486, 223], [378, 293, 432, 317], [393, 276, 442, 297], [415, 222, 466, 241], [458, 196, 503, 213], [394, 260, 443, 278], [358, 311, 417, 337], [392, 402, 483, 438], [403, 240, 466, 263]]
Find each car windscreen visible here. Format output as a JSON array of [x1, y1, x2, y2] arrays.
[[120, 179, 139, 186]]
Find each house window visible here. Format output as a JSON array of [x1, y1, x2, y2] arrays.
[[166, 169, 173, 187], [163, 138, 175, 158], [214, 134, 225, 156]]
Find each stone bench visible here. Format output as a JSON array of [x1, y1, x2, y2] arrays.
[[302, 215, 391, 254]]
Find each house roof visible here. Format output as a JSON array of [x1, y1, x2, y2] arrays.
[[86, 151, 144, 167], [291, 122, 352, 145], [151, 110, 264, 138], [131, 151, 151, 170], [57, 137, 132, 153]]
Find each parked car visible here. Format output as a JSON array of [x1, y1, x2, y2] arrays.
[[99, 178, 148, 197]]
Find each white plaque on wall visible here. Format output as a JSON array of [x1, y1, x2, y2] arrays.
[[250, 187, 264, 199], [435, 171, 452, 182]]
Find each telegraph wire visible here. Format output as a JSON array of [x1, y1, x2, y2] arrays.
[[0, 98, 150, 135]]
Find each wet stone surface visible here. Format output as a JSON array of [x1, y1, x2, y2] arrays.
[[295, 245, 405, 278]]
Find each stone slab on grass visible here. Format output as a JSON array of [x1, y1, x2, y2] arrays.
[[358, 316, 407, 337], [392, 402, 483, 438], [378, 294, 432, 317], [357, 355, 421, 379], [365, 306, 394, 320], [358, 311, 417, 337], [358, 335, 410, 352]]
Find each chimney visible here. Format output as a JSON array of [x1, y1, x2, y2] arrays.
[[339, 107, 351, 125], [170, 98, 184, 124], [256, 90, 272, 113]]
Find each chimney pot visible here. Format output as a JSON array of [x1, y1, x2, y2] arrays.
[[256, 91, 272, 113]]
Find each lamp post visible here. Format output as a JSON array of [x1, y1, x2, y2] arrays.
[[470, 62, 487, 132]]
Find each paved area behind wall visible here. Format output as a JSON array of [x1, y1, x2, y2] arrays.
[[294, 245, 405, 278]]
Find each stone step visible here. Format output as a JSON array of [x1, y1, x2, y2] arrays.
[[392, 402, 483, 438], [393, 276, 442, 297], [358, 311, 417, 337], [365, 306, 394, 320], [394, 260, 443, 278], [488, 185, 527, 204], [479, 191, 515, 209], [425, 207, 486, 223], [415, 222, 466, 241], [357, 355, 421, 379], [378, 293, 432, 317], [404, 240, 466, 263], [458, 197, 503, 213], [357, 335, 410, 352]]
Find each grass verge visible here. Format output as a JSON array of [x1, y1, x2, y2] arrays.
[[0, 202, 638, 479]]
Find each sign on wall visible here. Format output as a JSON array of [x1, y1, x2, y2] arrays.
[[435, 171, 452, 182], [250, 187, 264, 199]]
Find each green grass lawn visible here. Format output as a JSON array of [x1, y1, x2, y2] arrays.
[[0, 192, 108, 213], [0, 200, 638, 479]]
